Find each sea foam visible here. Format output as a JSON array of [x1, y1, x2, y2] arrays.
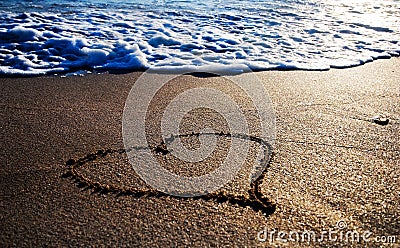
[[0, 0, 399, 76]]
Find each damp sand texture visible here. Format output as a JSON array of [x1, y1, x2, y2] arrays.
[[1, 58, 400, 246]]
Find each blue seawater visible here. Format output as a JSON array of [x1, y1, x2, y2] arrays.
[[0, 0, 399, 75]]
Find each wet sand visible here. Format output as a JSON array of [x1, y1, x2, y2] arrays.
[[1, 58, 399, 247]]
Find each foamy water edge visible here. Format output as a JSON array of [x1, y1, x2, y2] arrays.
[[0, 0, 399, 76]]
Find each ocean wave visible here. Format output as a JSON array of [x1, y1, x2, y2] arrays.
[[0, 0, 399, 76]]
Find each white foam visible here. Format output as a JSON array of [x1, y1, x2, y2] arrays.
[[148, 35, 182, 47], [3, 26, 42, 42], [0, 0, 399, 76]]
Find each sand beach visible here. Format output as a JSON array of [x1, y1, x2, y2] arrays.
[[1, 58, 399, 246]]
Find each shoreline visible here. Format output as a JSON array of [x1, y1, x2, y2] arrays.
[[1, 57, 399, 246], [1, 55, 399, 78]]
